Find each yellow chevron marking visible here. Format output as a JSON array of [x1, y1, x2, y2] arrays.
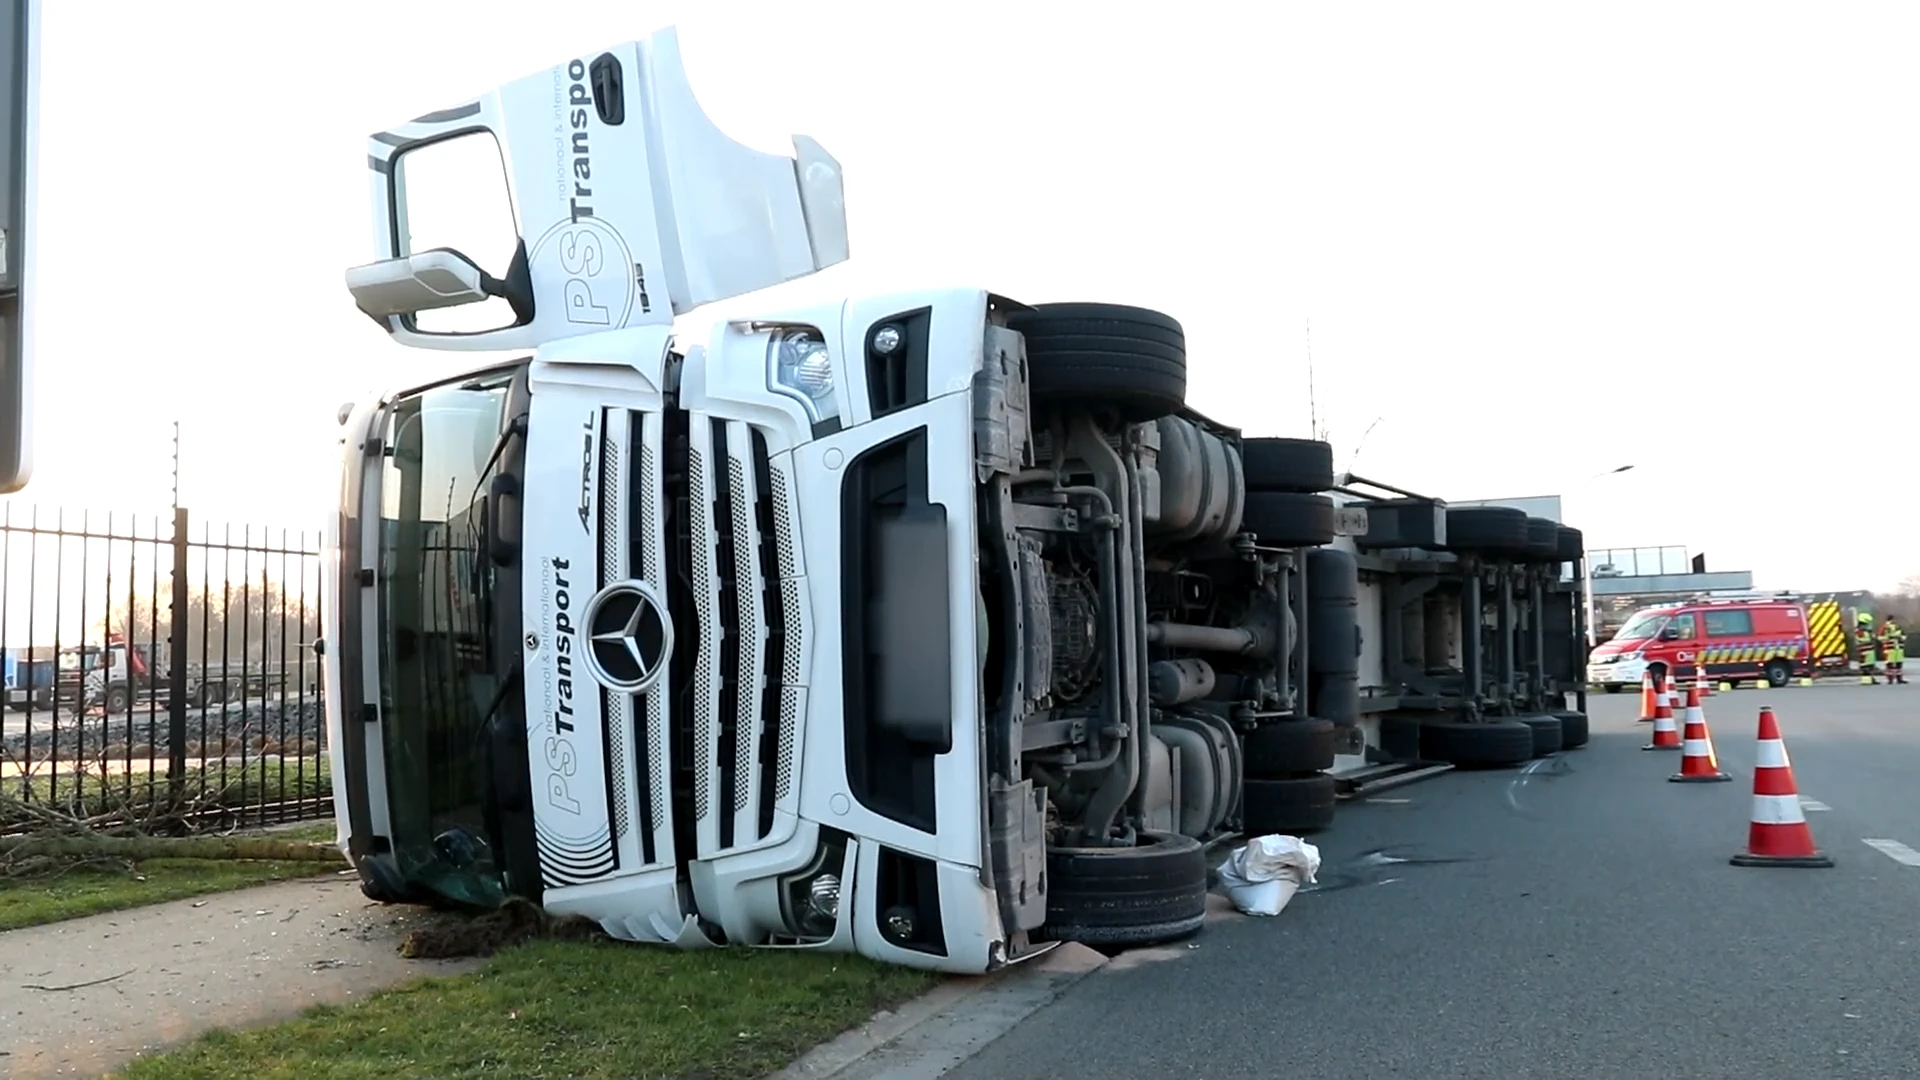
[[1808, 600, 1846, 659]]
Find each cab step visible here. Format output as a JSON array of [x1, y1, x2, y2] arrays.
[[1329, 760, 1454, 800]]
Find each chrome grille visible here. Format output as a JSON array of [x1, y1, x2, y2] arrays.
[[689, 418, 804, 855], [771, 467, 804, 688], [587, 407, 675, 871], [637, 429, 669, 840], [775, 685, 801, 802], [689, 442, 717, 827], [598, 410, 632, 844], [728, 453, 761, 816]]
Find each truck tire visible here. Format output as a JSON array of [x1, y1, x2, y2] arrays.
[[105, 684, 131, 716], [1242, 437, 1335, 494], [1522, 518, 1560, 563], [1764, 659, 1793, 688], [1378, 713, 1425, 762], [1243, 718, 1337, 776], [1443, 507, 1529, 556], [1242, 774, 1337, 834], [1418, 719, 1534, 768], [1007, 302, 1186, 422], [1039, 831, 1208, 947], [1554, 710, 1590, 749], [1242, 492, 1336, 548], [1555, 526, 1584, 563], [1513, 714, 1564, 757]]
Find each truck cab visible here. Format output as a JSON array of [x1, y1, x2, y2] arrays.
[[326, 27, 1344, 973], [3, 650, 51, 711], [324, 27, 1593, 974]]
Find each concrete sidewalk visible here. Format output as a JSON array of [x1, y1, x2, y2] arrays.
[[0, 875, 474, 1080]]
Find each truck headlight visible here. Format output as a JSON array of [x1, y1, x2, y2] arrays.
[[802, 873, 841, 928], [779, 829, 849, 940], [783, 868, 843, 939], [766, 328, 839, 423]]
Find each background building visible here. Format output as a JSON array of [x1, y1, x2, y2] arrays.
[[1585, 543, 1754, 639]]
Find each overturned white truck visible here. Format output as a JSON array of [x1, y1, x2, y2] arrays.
[[322, 27, 1590, 974]]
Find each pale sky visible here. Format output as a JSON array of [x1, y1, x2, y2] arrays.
[[9, 1, 1918, 593]]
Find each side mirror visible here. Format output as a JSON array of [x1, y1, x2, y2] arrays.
[[345, 250, 494, 320], [1658, 627, 1680, 641]]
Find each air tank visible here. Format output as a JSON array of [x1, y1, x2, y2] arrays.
[[1306, 547, 1361, 729]]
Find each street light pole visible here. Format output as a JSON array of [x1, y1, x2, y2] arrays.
[[1574, 465, 1636, 647]]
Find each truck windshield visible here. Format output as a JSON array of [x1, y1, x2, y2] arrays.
[[1611, 611, 1667, 642], [375, 371, 518, 908]]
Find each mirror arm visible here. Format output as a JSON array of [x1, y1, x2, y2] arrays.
[[418, 242, 534, 321], [496, 240, 535, 325]]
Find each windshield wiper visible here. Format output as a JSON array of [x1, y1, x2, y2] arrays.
[[472, 656, 524, 747], [469, 412, 528, 569], [470, 655, 526, 890], [472, 410, 528, 494]]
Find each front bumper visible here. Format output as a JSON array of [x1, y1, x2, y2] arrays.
[[1586, 657, 1648, 685]]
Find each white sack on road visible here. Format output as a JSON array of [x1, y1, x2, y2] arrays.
[[1216, 834, 1321, 916]]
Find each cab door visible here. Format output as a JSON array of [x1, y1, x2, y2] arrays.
[[1700, 606, 1759, 677], [1660, 611, 1701, 677], [344, 28, 849, 355]]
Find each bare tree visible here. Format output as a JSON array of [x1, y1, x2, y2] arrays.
[[1875, 578, 1920, 629], [97, 578, 321, 668]]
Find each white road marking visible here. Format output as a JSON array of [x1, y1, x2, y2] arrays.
[[1800, 798, 1831, 812], [1504, 757, 1551, 814], [1862, 839, 1920, 867]]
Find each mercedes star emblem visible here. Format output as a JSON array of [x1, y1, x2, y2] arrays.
[[580, 579, 674, 694]]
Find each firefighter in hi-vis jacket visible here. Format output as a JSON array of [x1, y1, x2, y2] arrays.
[[1879, 618, 1907, 685], [1856, 611, 1881, 683]]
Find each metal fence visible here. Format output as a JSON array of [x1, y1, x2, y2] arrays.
[[0, 503, 329, 834]]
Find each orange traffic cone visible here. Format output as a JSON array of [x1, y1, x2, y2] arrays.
[[1696, 664, 1713, 698], [1638, 671, 1658, 723], [1643, 684, 1681, 751], [1669, 684, 1731, 782], [1730, 707, 1832, 868]]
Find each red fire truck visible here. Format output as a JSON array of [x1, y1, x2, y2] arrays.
[[1585, 591, 1830, 691]]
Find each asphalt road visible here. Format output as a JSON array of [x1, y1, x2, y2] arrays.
[[948, 686, 1920, 1079]]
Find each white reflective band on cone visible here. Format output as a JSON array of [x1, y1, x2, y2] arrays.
[[1750, 793, 1806, 825], [1755, 739, 1790, 769]]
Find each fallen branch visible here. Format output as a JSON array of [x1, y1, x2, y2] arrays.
[[22, 969, 134, 992], [0, 834, 340, 863], [400, 898, 606, 960]]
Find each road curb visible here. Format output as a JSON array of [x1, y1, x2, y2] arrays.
[[767, 942, 1111, 1080]]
